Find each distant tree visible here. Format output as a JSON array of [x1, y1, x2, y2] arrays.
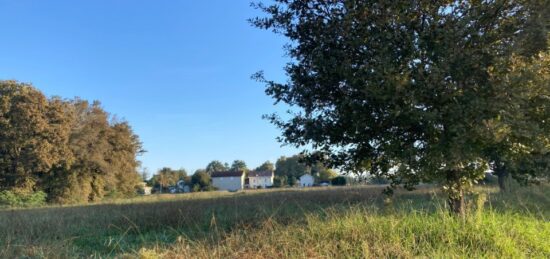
[[149, 167, 187, 193], [275, 155, 308, 179], [230, 160, 248, 172], [252, 0, 548, 215], [331, 176, 347, 186], [273, 175, 287, 187], [287, 176, 298, 187], [191, 170, 211, 190], [206, 160, 228, 174], [318, 168, 338, 182], [255, 161, 275, 172]]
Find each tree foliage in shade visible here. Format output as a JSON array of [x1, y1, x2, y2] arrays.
[[191, 170, 212, 189], [205, 160, 228, 174], [0, 81, 144, 203], [230, 160, 248, 172], [251, 0, 549, 214], [255, 161, 275, 172]]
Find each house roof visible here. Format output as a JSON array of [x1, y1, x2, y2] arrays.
[[248, 170, 274, 177], [211, 170, 244, 178]]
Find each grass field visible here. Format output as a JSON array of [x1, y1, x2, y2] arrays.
[[1, 185, 549, 258]]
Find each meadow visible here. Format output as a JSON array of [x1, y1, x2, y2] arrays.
[[1, 184, 549, 258]]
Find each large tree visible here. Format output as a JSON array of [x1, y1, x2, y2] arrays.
[[0, 81, 73, 193], [252, 0, 548, 215], [0, 81, 144, 204]]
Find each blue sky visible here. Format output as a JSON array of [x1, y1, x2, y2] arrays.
[[0, 0, 299, 174]]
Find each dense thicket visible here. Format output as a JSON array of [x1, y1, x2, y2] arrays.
[[252, 0, 549, 214], [0, 80, 143, 204]]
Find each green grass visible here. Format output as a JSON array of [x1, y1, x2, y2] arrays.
[[0, 185, 548, 258]]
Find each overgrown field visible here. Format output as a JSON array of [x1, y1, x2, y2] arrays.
[[1, 185, 549, 258]]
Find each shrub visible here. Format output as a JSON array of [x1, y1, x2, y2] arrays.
[[0, 190, 47, 207], [331, 176, 347, 186], [368, 176, 390, 185]]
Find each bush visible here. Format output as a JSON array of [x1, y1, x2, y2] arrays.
[[0, 190, 47, 207], [368, 176, 390, 185], [331, 176, 347, 186]]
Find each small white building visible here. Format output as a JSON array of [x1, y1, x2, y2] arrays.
[[248, 170, 274, 188], [299, 174, 314, 187], [211, 171, 245, 191]]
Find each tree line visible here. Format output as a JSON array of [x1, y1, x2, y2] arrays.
[[0, 80, 143, 204]]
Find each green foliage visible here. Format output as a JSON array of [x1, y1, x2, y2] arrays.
[[331, 176, 347, 186], [255, 161, 275, 172], [317, 168, 337, 182], [230, 160, 248, 172], [149, 167, 188, 191], [191, 170, 211, 189], [275, 154, 335, 183], [287, 176, 298, 187], [275, 155, 308, 179], [251, 0, 549, 214], [0, 190, 47, 207], [273, 175, 287, 187], [205, 160, 228, 174]]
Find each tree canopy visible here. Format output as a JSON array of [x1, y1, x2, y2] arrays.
[[230, 160, 248, 172], [252, 0, 549, 214], [0, 80, 143, 203], [206, 160, 228, 174]]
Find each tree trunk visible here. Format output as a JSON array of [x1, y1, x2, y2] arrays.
[[448, 189, 465, 217], [495, 162, 509, 191]]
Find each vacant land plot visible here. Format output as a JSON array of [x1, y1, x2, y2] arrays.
[[1, 185, 549, 258]]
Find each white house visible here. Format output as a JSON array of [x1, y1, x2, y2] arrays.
[[211, 171, 245, 191], [248, 170, 274, 188], [299, 174, 314, 187]]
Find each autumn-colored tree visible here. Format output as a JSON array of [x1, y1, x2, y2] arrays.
[[0, 81, 72, 193], [0, 81, 144, 204]]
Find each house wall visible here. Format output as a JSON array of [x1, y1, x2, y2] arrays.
[[212, 175, 244, 191], [249, 176, 274, 188], [300, 175, 314, 187]]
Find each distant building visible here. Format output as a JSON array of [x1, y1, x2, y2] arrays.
[[211, 171, 245, 191], [176, 180, 190, 193], [299, 174, 314, 187], [138, 182, 152, 195], [248, 170, 274, 188]]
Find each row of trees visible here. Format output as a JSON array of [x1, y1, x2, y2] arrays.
[[253, 0, 550, 214], [0, 81, 143, 204]]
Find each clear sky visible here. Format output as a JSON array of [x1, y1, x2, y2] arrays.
[[0, 0, 299, 174]]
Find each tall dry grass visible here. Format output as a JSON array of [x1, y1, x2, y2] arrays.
[[0, 185, 548, 258]]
